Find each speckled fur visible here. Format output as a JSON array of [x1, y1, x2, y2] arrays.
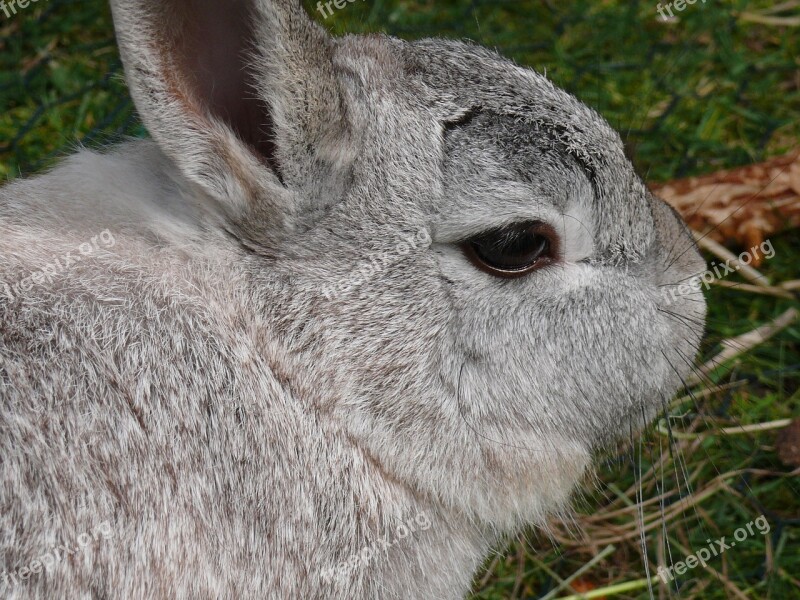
[[0, 1, 706, 598]]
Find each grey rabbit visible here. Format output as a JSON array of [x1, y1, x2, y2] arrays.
[[0, 0, 707, 598]]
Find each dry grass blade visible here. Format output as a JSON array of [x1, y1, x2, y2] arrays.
[[690, 308, 799, 385], [738, 12, 800, 26], [710, 279, 795, 300]]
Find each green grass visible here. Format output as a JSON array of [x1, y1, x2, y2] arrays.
[[1, 0, 798, 598]]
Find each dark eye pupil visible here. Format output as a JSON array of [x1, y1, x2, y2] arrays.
[[464, 222, 555, 277]]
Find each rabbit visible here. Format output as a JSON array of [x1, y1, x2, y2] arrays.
[[0, 0, 707, 598]]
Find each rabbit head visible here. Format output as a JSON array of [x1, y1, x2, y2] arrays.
[[112, 0, 707, 531]]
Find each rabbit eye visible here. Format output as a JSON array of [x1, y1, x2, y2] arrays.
[[462, 222, 557, 278]]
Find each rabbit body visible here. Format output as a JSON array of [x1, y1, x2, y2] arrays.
[[0, 1, 706, 598]]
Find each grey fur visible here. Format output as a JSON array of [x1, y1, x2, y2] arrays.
[[0, 1, 706, 598]]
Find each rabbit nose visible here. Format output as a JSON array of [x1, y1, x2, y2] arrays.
[[648, 193, 706, 287]]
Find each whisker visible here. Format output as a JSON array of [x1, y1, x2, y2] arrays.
[[638, 402, 656, 600]]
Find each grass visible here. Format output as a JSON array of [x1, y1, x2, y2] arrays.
[[1, 0, 798, 598]]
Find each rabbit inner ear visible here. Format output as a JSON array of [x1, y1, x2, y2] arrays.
[[165, 0, 281, 177]]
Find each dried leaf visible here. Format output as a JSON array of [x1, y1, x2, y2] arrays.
[[651, 150, 800, 266]]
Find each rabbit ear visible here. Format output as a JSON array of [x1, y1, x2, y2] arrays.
[[111, 0, 348, 225]]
